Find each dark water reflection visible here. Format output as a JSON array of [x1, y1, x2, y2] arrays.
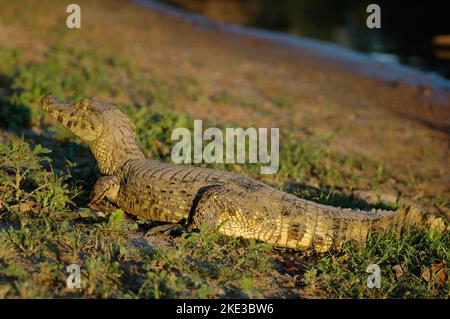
[[162, 0, 450, 79]]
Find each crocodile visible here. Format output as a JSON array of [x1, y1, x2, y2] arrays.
[[40, 95, 424, 252]]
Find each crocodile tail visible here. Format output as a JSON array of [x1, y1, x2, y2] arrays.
[[274, 202, 425, 252], [373, 205, 424, 232]]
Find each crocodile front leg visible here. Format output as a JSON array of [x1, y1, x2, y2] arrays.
[[89, 175, 120, 213]]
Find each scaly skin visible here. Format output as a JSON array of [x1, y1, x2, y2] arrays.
[[41, 95, 423, 252]]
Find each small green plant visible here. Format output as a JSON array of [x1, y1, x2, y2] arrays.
[[0, 142, 51, 202], [0, 141, 78, 213], [107, 209, 138, 232], [272, 96, 294, 108], [6, 227, 45, 257]]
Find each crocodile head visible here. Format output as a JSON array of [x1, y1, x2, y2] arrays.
[[41, 95, 144, 174], [41, 95, 130, 141]]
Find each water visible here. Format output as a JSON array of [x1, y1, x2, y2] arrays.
[[157, 0, 450, 81]]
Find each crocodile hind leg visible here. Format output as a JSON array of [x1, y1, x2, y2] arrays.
[[191, 186, 282, 245], [190, 187, 346, 252]]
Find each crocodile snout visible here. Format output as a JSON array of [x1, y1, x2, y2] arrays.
[[41, 95, 74, 115]]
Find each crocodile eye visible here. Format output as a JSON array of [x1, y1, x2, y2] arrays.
[[79, 98, 90, 111]]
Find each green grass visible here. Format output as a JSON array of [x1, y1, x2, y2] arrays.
[[300, 228, 449, 298], [0, 44, 448, 298]]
